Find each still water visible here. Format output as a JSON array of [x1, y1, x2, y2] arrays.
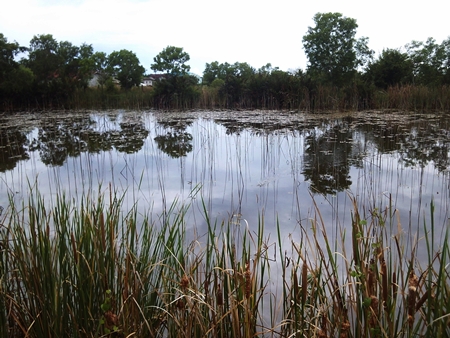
[[1, 110, 449, 248]]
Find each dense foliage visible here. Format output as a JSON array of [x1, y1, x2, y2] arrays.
[[302, 12, 373, 86], [1, 12, 450, 111]]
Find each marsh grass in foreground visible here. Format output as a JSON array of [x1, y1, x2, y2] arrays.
[[0, 185, 449, 337]]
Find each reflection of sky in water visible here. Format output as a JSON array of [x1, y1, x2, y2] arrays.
[[1, 111, 449, 256]]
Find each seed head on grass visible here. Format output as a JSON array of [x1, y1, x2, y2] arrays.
[[245, 261, 252, 299], [180, 274, 189, 290], [380, 254, 388, 308], [301, 262, 308, 305], [70, 232, 78, 265], [104, 310, 119, 333], [392, 271, 398, 300], [408, 271, 419, 328], [339, 320, 350, 338], [367, 258, 376, 296], [415, 288, 431, 312], [216, 283, 223, 307], [317, 312, 328, 338], [369, 295, 379, 328]]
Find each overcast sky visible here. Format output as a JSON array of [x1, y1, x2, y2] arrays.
[[1, 0, 449, 76]]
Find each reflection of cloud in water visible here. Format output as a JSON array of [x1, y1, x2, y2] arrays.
[[0, 110, 449, 260]]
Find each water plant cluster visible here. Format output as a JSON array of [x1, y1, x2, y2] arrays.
[[1, 183, 449, 337]]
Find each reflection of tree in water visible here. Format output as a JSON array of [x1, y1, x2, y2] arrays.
[[29, 117, 94, 166], [302, 115, 450, 195], [3, 111, 450, 178], [215, 118, 248, 135], [216, 118, 299, 136], [79, 130, 113, 153], [356, 115, 450, 172], [154, 132, 193, 158], [400, 124, 450, 172], [156, 118, 193, 131], [0, 127, 30, 172], [302, 123, 353, 194], [29, 116, 149, 166], [358, 121, 407, 153], [110, 123, 149, 154], [154, 118, 193, 158]]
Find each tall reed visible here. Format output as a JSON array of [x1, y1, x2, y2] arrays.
[[0, 185, 449, 337], [279, 194, 450, 337]]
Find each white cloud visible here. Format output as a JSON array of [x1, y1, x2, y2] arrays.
[[1, 0, 449, 76]]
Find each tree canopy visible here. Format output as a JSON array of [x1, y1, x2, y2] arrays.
[[365, 49, 413, 88], [150, 46, 198, 108], [108, 49, 145, 89], [151, 46, 190, 75], [406, 37, 450, 86], [302, 12, 373, 86], [1, 13, 450, 111], [0, 34, 34, 101]]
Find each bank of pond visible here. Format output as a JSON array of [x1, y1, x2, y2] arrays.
[[2, 83, 450, 112]]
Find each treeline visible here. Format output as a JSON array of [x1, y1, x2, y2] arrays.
[[1, 12, 450, 111], [0, 33, 147, 111]]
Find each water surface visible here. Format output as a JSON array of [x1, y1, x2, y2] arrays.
[[1, 110, 449, 250]]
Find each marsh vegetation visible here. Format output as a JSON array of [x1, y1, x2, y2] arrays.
[[0, 110, 449, 337]]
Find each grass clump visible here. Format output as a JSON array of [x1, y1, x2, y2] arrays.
[[280, 195, 450, 337], [0, 186, 449, 337]]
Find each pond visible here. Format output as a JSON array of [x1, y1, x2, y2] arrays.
[[1, 109, 449, 249]]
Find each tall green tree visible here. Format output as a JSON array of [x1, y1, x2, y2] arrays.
[[76, 43, 95, 88], [302, 12, 373, 86], [406, 37, 447, 86], [151, 46, 190, 75], [25, 34, 95, 100], [202, 61, 256, 107], [442, 37, 450, 84], [151, 46, 198, 108], [365, 49, 413, 88], [221, 62, 255, 107], [0, 33, 34, 108], [107, 49, 145, 89], [202, 61, 229, 85], [87, 51, 110, 88], [0, 33, 27, 81], [57, 41, 94, 93], [25, 34, 60, 87]]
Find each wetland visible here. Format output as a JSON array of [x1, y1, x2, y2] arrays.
[[1, 109, 449, 236], [1, 109, 450, 337]]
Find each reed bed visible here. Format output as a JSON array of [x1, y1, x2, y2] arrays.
[[0, 185, 449, 337], [372, 85, 450, 112], [194, 84, 450, 112], [68, 88, 155, 110], [6, 83, 449, 112]]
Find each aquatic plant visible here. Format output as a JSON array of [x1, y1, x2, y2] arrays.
[[0, 184, 449, 337]]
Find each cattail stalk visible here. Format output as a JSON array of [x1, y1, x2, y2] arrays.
[[245, 261, 252, 299], [381, 258, 388, 307], [408, 271, 419, 328], [216, 283, 223, 307], [301, 263, 308, 305]]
